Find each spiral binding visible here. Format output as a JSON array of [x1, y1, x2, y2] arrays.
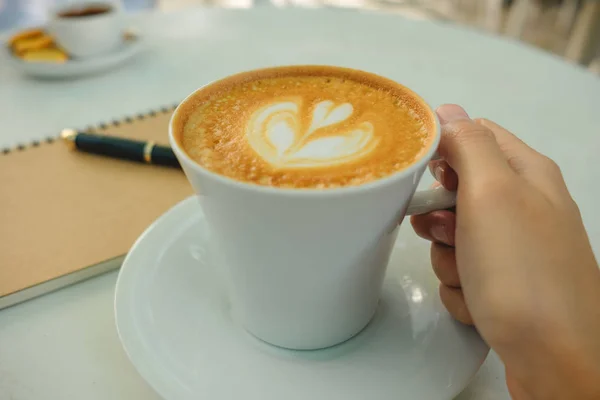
[[1, 102, 180, 155]]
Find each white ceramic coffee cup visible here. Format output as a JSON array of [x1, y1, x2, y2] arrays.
[[169, 66, 456, 350], [48, 1, 123, 58]]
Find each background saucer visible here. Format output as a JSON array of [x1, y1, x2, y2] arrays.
[[115, 197, 489, 400], [4, 32, 144, 79]]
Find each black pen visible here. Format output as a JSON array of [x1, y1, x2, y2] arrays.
[[60, 129, 180, 168]]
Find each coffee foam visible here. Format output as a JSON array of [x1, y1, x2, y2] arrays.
[[174, 66, 436, 189], [247, 99, 378, 168]]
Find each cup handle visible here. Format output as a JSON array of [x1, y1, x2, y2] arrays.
[[406, 185, 456, 216], [405, 151, 456, 215]]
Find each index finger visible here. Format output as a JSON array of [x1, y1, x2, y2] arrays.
[[475, 118, 570, 200], [436, 105, 515, 187]]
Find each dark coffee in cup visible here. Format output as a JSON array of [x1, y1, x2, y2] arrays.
[[57, 3, 112, 19]]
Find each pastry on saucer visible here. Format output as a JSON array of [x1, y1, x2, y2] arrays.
[[7, 28, 45, 47], [8, 28, 69, 63], [20, 47, 68, 63], [12, 34, 55, 55]]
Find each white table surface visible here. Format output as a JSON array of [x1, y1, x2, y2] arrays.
[[1, 7, 599, 400]]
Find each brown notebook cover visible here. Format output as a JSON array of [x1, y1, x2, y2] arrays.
[[0, 107, 194, 309]]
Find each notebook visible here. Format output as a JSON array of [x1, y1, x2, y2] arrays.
[[0, 106, 194, 309]]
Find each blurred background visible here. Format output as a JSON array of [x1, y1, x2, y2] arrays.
[[1, 0, 599, 73]]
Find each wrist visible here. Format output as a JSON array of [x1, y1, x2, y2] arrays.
[[497, 274, 600, 400], [500, 329, 600, 400]]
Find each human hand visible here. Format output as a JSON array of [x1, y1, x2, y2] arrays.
[[410, 105, 600, 400]]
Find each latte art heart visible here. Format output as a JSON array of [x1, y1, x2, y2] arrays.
[[246, 100, 379, 168]]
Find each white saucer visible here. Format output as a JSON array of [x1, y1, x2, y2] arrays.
[[4, 33, 144, 79], [115, 197, 489, 400]]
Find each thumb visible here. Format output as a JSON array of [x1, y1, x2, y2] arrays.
[[436, 104, 514, 186]]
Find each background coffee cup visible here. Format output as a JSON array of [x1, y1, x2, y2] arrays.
[[169, 67, 456, 350], [48, 1, 123, 58]]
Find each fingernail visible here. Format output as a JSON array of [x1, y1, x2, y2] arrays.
[[436, 105, 470, 124], [431, 224, 449, 244], [434, 165, 443, 183]]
